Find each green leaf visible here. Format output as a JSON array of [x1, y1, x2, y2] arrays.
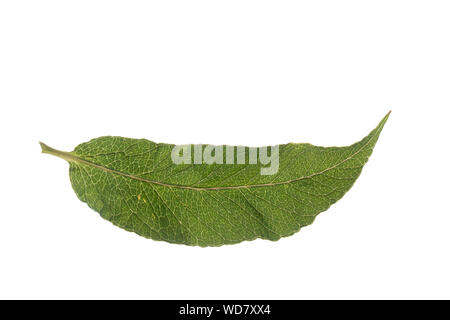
[[41, 112, 390, 246]]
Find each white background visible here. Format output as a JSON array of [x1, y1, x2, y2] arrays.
[[1, 1, 449, 299]]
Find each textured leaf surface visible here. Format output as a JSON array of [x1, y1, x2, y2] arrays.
[[41, 113, 389, 246]]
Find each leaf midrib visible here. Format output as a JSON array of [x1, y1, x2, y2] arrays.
[[39, 119, 383, 191]]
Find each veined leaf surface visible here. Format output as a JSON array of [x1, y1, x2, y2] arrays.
[[41, 112, 389, 246]]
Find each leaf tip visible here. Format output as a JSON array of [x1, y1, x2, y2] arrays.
[[377, 110, 391, 131]]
